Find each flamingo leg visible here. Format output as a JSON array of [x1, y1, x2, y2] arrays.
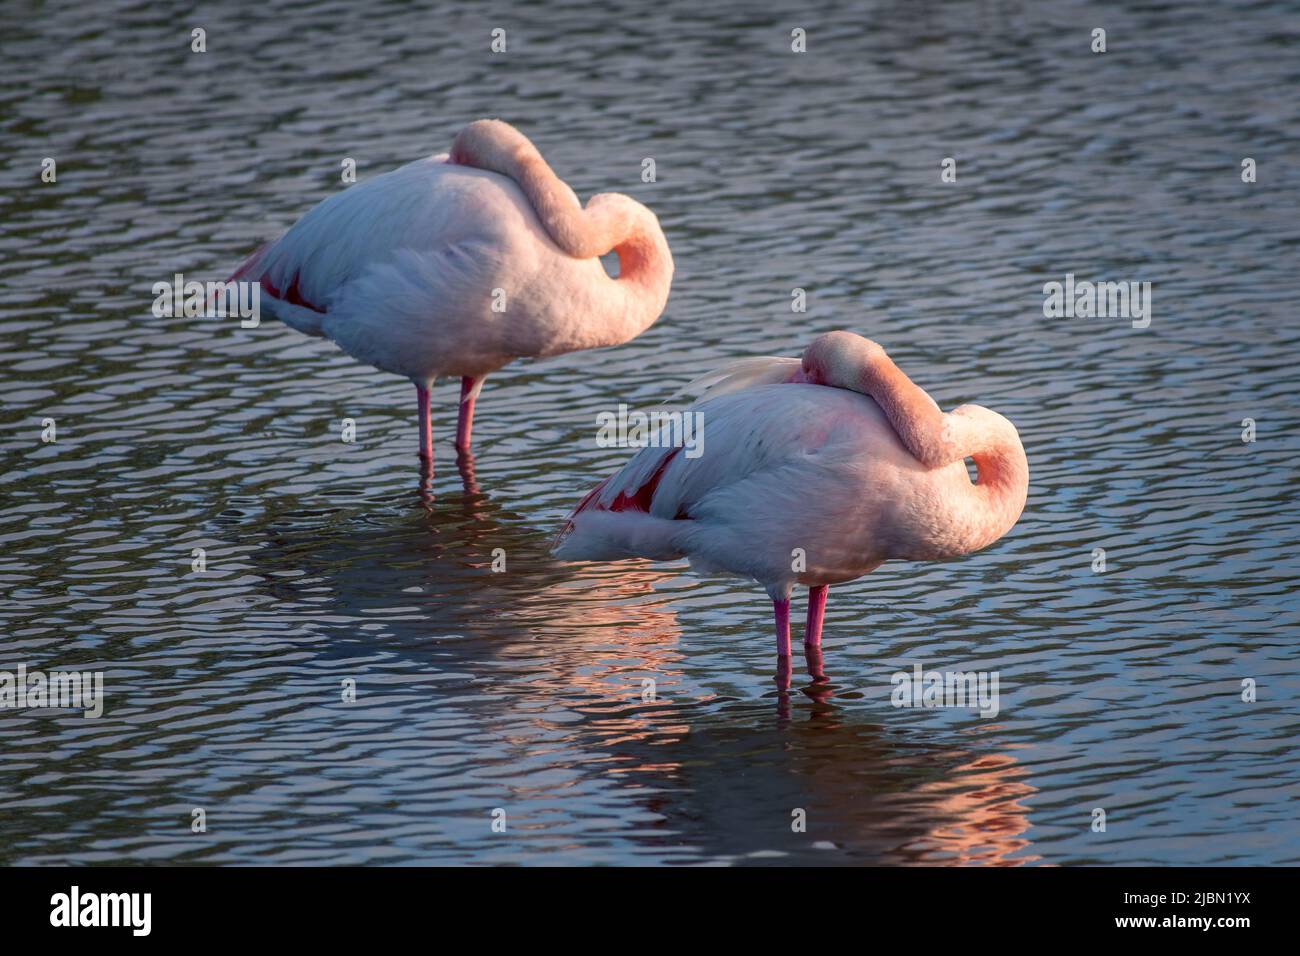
[[456, 375, 484, 454], [774, 598, 791, 658], [805, 584, 829, 647], [416, 383, 433, 463]]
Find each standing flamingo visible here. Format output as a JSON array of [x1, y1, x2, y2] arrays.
[[554, 331, 1028, 665], [227, 119, 673, 469]]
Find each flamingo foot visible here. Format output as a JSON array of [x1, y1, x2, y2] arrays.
[[775, 654, 793, 693], [416, 382, 433, 465], [803, 644, 834, 703], [805, 584, 828, 647], [456, 375, 483, 453], [774, 598, 791, 658], [416, 455, 435, 509], [805, 644, 826, 680], [456, 449, 480, 497]]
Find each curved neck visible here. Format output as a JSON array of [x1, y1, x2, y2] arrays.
[[957, 411, 1029, 552], [585, 193, 674, 346], [450, 120, 673, 344], [859, 352, 1028, 553]]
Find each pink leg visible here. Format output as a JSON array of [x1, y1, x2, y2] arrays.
[[456, 376, 483, 453], [774, 598, 791, 658], [416, 383, 432, 463], [805, 584, 829, 647]]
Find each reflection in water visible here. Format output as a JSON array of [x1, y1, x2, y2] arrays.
[[239, 482, 1037, 865], [416, 449, 484, 508], [570, 673, 1039, 866], [906, 753, 1038, 866]]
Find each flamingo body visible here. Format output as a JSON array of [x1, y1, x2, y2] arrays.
[[230, 120, 673, 464], [558, 383, 1009, 591], [555, 332, 1029, 663], [237, 156, 628, 382]]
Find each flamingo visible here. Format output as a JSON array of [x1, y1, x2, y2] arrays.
[[227, 119, 673, 469], [554, 331, 1029, 666]]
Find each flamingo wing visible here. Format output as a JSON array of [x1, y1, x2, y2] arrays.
[[555, 384, 910, 587], [228, 156, 529, 376], [669, 355, 801, 404]]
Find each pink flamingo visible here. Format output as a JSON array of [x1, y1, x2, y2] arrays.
[[555, 331, 1028, 664], [228, 119, 673, 468]]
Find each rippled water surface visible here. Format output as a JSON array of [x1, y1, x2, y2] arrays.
[[2, 0, 1299, 865]]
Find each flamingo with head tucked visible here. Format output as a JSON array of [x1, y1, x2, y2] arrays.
[[228, 119, 673, 470], [554, 331, 1028, 666]]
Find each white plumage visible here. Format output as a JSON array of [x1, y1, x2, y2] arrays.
[[555, 331, 1028, 661], [230, 120, 673, 463]]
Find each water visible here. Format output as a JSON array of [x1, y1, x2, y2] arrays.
[[2, 0, 1298, 865]]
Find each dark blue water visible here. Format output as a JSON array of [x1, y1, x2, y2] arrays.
[[1, 0, 1297, 864]]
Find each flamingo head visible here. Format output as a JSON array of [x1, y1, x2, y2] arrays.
[[800, 330, 886, 393]]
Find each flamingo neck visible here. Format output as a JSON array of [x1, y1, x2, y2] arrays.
[[450, 120, 673, 346], [853, 349, 1028, 555], [590, 193, 674, 346], [958, 415, 1029, 553]]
